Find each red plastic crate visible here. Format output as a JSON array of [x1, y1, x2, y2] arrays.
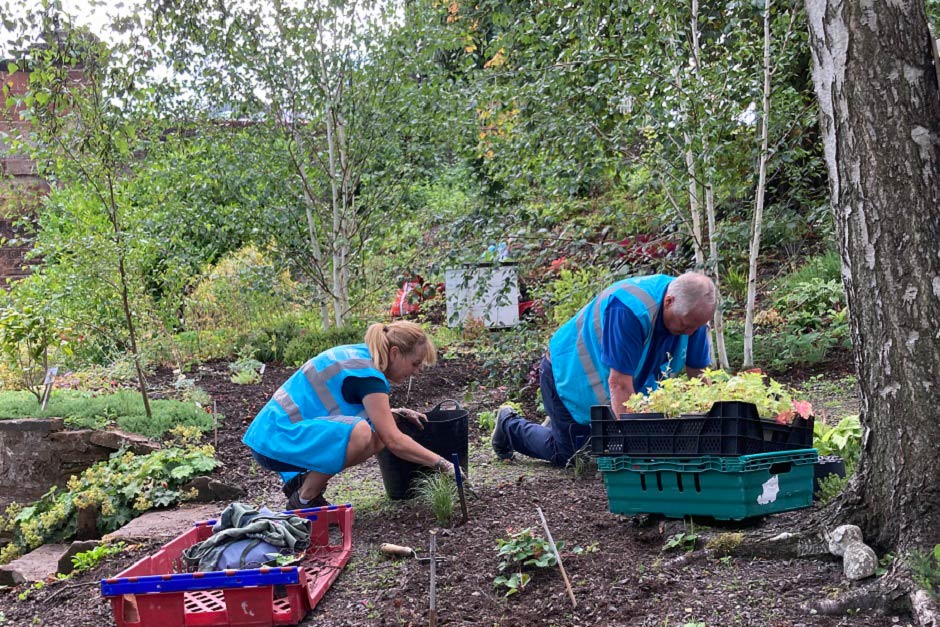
[[101, 504, 354, 627]]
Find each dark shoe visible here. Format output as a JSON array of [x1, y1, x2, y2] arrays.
[[286, 490, 330, 511], [492, 406, 516, 460], [282, 472, 307, 499]]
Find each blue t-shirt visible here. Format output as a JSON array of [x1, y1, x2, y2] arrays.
[[600, 299, 710, 388], [341, 376, 388, 405]]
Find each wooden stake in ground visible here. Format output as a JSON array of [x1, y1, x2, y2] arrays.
[[536, 506, 577, 609], [428, 529, 438, 627]]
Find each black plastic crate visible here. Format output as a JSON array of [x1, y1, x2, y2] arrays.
[[590, 403, 814, 457]]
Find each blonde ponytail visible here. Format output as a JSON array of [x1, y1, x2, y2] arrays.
[[365, 321, 437, 373]]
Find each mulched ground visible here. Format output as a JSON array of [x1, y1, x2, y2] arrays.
[[0, 354, 912, 626]]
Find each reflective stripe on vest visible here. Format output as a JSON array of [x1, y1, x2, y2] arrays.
[[574, 282, 662, 405], [275, 357, 379, 423]]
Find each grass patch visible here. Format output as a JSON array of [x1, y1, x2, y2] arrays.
[[0, 389, 214, 439]]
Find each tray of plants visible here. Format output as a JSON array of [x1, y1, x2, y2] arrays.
[[100, 503, 354, 627], [590, 401, 814, 457]]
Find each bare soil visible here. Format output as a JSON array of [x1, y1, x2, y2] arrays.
[[0, 355, 911, 626]]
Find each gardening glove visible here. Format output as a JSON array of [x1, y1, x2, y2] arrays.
[[393, 407, 427, 429]]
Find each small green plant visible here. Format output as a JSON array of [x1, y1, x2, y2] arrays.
[[663, 522, 699, 553], [875, 552, 896, 577], [174, 376, 212, 407], [566, 449, 594, 479], [815, 473, 850, 503], [71, 541, 127, 574], [813, 415, 862, 472], [908, 544, 940, 598], [494, 527, 561, 597], [478, 410, 496, 431], [723, 265, 748, 302], [229, 351, 264, 385], [414, 472, 457, 526], [17, 581, 44, 602]]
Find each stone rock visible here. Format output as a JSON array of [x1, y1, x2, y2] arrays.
[[843, 541, 878, 580], [103, 503, 221, 542], [828, 524, 864, 556], [88, 429, 160, 454], [0, 543, 70, 585], [75, 506, 99, 541], [57, 540, 100, 575], [182, 476, 245, 502]]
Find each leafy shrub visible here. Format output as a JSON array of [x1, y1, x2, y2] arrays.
[[772, 278, 846, 332], [549, 267, 608, 326], [816, 473, 850, 503], [723, 320, 850, 373], [247, 317, 303, 363], [281, 324, 368, 366], [814, 414, 862, 473], [778, 250, 842, 289], [0, 443, 219, 565], [0, 304, 73, 403], [185, 245, 301, 335]]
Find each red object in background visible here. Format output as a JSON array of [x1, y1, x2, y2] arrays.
[[390, 276, 444, 318], [617, 234, 677, 264]]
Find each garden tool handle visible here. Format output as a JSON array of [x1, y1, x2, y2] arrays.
[[380, 543, 416, 558]]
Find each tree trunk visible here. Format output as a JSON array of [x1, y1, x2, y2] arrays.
[[705, 183, 730, 370], [805, 0, 940, 551], [743, 0, 772, 370]]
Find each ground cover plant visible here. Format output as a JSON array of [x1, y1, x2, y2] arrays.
[[0, 389, 215, 438], [0, 430, 218, 564]]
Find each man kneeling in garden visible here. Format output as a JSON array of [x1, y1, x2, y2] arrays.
[[492, 272, 716, 466]]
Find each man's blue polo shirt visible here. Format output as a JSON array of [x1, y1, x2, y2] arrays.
[[600, 299, 710, 392]]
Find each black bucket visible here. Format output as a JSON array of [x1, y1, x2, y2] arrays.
[[376, 399, 469, 500]]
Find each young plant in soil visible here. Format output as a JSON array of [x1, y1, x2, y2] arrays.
[[493, 528, 560, 597], [414, 473, 457, 527]]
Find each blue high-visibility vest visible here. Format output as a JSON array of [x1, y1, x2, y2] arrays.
[[547, 275, 688, 424], [242, 344, 389, 469]]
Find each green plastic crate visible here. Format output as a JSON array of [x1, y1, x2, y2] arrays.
[[597, 449, 817, 520]]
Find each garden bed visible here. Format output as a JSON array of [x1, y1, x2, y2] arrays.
[[0, 357, 900, 626]]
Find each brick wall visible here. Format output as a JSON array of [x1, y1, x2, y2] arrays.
[[1, 66, 48, 286]]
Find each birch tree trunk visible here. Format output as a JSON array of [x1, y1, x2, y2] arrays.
[[743, 0, 772, 369], [705, 183, 730, 370], [805, 0, 940, 549]]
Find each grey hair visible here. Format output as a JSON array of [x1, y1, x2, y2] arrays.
[[669, 272, 717, 318]]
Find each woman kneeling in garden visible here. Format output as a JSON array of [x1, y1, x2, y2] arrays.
[[243, 321, 458, 509]]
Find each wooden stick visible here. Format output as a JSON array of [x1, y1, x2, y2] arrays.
[[213, 400, 218, 450], [536, 506, 577, 608], [429, 530, 438, 627]]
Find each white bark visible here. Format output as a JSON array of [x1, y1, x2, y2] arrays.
[[742, 0, 773, 369], [705, 183, 730, 370]]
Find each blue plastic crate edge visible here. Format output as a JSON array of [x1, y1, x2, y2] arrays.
[[100, 566, 301, 597]]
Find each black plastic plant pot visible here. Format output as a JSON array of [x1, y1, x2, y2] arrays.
[[813, 455, 846, 499], [376, 399, 469, 500]]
